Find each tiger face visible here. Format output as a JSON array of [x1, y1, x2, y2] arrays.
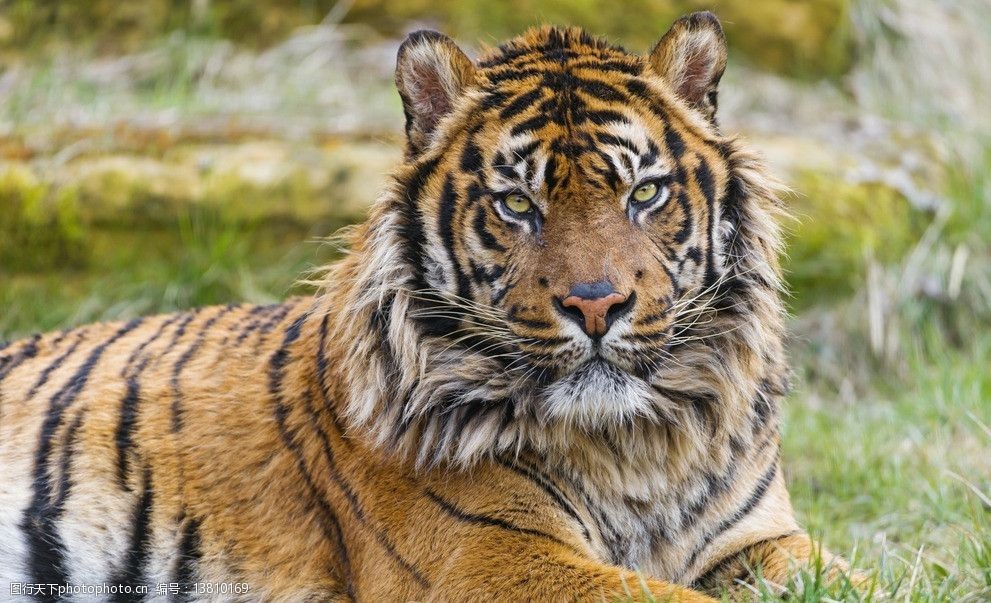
[[453, 74, 730, 427], [341, 14, 784, 464]]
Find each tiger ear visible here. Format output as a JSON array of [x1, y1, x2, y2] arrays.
[[396, 30, 476, 157], [649, 12, 727, 123]]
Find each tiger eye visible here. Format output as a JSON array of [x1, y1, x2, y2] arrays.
[[632, 182, 659, 203], [504, 193, 533, 214]]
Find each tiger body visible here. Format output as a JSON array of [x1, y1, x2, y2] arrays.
[[0, 299, 793, 601], [1, 13, 852, 602]]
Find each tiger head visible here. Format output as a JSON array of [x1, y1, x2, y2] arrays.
[[331, 13, 789, 468]]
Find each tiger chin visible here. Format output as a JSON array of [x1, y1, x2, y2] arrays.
[[0, 12, 861, 602]]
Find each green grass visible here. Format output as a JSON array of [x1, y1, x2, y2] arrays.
[[777, 340, 991, 601], [0, 210, 340, 338]]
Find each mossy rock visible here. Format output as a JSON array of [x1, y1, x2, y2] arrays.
[[0, 138, 398, 273], [53, 140, 397, 227], [0, 164, 89, 272], [784, 170, 931, 309], [697, 0, 853, 79]]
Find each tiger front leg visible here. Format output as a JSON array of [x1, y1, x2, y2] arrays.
[[696, 532, 866, 598], [426, 532, 716, 602]]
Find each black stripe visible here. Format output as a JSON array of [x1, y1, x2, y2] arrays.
[[584, 109, 629, 125], [26, 330, 87, 399], [161, 310, 200, 355], [438, 176, 472, 301], [542, 154, 559, 192], [552, 468, 626, 564], [507, 306, 552, 330], [473, 206, 506, 252], [53, 405, 86, 509], [640, 139, 660, 168], [445, 399, 499, 445], [298, 386, 368, 596], [469, 260, 504, 286], [277, 314, 428, 591], [22, 404, 88, 601], [115, 376, 143, 488], [499, 88, 544, 120], [664, 124, 687, 161], [0, 334, 41, 385], [400, 156, 441, 290], [549, 134, 592, 159], [233, 303, 278, 346], [314, 314, 354, 443], [497, 460, 591, 543], [174, 516, 202, 602], [673, 190, 694, 245], [617, 151, 635, 180], [510, 114, 549, 136], [426, 489, 570, 548], [465, 180, 486, 208], [483, 67, 542, 84], [678, 460, 780, 580], [720, 168, 748, 235], [594, 131, 640, 155], [572, 58, 642, 75], [510, 140, 541, 163], [255, 302, 292, 338], [115, 314, 184, 488], [588, 161, 621, 192], [109, 465, 154, 602], [121, 313, 183, 377], [697, 159, 720, 288], [303, 326, 427, 588], [493, 163, 517, 180], [270, 314, 357, 597], [575, 77, 626, 102], [624, 78, 650, 100], [695, 158, 716, 207], [691, 530, 803, 590], [314, 314, 344, 431], [22, 319, 141, 598], [460, 139, 483, 172], [274, 400, 357, 599]]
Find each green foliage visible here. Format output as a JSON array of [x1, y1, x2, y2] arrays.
[[0, 0, 338, 55], [0, 207, 342, 338], [784, 170, 931, 309], [944, 149, 991, 243], [778, 340, 991, 601], [0, 0, 854, 79]]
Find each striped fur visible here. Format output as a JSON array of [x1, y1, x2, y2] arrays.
[[0, 13, 855, 602]]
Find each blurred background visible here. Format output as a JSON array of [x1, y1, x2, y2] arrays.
[[1, 0, 988, 598]]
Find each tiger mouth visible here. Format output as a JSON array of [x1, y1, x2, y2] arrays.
[[560, 354, 640, 384], [574, 356, 619, 377]]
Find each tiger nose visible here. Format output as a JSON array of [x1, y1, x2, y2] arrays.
[[556, 280, 633, 338]]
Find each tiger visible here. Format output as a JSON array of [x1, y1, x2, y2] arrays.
[[0, 11, 859, 602]]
